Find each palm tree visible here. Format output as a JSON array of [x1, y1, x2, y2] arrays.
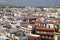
[[55, 25, 59, 32]]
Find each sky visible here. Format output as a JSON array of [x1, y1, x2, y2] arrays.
[[0, 0, 60, 7]]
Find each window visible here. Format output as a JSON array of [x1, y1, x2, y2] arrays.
[[48, 25, 50, 28], [47, 24, 54, 28]]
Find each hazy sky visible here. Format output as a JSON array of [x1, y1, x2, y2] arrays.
[[0, 0, 60, 7]]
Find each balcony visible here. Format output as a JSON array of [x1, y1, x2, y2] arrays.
[[36, 27, 54, 32], [36, 32, 54, 36]]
